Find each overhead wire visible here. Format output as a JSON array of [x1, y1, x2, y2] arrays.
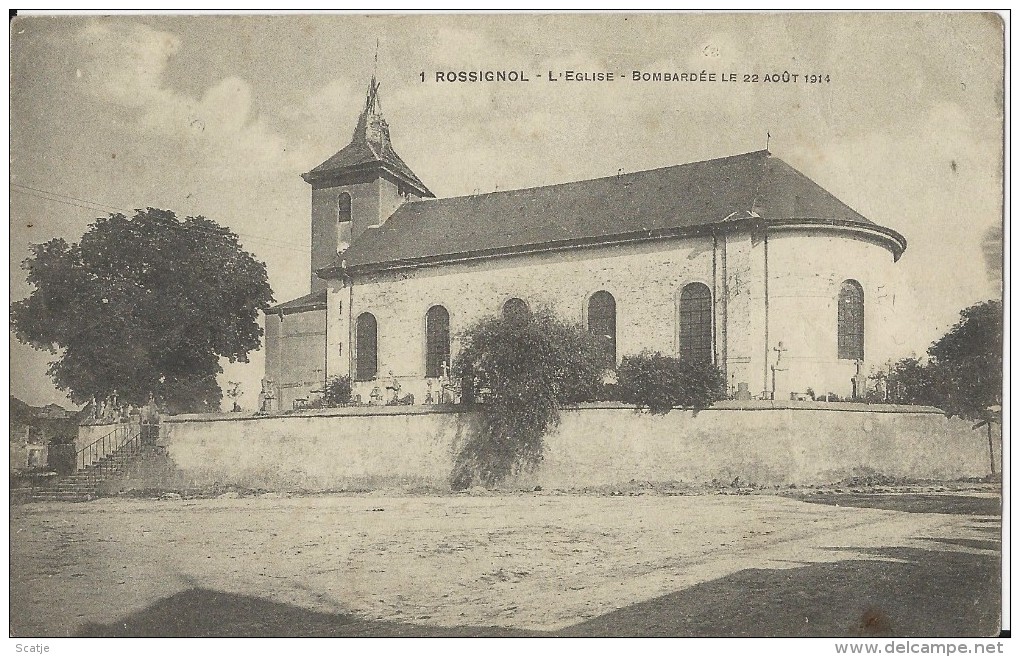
[[12, 183, 126, 213], [11, 183, 311, 253], [12, 183, 311, 253]]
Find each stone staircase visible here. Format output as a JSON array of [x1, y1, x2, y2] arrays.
[[30, 429, 150, 502]]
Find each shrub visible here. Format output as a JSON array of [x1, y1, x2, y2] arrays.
[[599, 381, 622, 402], [451, 307, 605, 488], [321, 376, 353, 407], [616, 351, 725, 414]]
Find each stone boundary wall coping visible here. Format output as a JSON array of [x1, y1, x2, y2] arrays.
[[163, 400, 949, 424], [78, 418, 138, 427]]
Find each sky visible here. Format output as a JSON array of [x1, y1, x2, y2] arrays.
[[9, 12, 1005, 409]]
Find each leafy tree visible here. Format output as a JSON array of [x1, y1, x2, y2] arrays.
[[890, 300, 1002, 419], [616, 351, 726, 414], [11, 208, 274, 414], [927, 300, 1003, 420], [887, 357, 942, 406], [451, 307, 605, 488]]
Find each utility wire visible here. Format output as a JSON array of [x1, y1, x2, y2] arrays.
[[13, 184, 311, 252], [15, 186, 311, 255], [11, 183, 311, 253], [12, 187, 118, 213], [12, 183, 126, 213]]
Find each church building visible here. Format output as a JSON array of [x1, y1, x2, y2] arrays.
[[263, 77, 907, 410]]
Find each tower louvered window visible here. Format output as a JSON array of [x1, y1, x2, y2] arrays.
[[338, 192, 352, 223]]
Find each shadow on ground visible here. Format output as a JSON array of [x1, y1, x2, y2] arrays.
[[796, 494, 1001, 516], [72, 544, 1000, 638], [75, 588, 531, 637], [923, 537, 1000, 551], [560, 545, 1000, 637]]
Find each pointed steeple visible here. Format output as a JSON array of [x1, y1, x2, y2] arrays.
[[302, 76, 432, 197], [354, 75, 391, 155]]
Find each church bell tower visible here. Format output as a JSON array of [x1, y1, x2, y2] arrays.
[[301, 76, 433, 292]]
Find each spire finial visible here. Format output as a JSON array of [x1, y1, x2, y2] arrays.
[[356, 58, 390, 149], [766, 131, 771, 151], [364, 75, 381, 116], [373, 38, 380, 79], [364, 40, 383, 117]]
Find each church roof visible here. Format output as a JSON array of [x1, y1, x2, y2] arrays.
[[333, 150, 905, 273], [302, 77, 432, 197]]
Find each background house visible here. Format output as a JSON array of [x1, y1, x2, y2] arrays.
[[10, 397, 83, 472]]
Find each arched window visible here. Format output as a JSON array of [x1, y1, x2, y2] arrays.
[[425, 305, 451, 378], [502, 297, 530, 324], [587, 291, 617, 368], [837, 280, 865, 360], [338, 192, 352, 223], [355, 312, 377, 381], [679, 283, 713, 364]]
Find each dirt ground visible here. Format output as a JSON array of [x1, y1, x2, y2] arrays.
[[9, 490, 1001, 637]]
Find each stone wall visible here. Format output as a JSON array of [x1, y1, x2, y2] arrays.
[[161, 407, 472, 490], [531, 403, 997, 489], [154, 403, 998, 491]]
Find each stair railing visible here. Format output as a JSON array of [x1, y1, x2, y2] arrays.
[[76, 423, 135, 472], [90, 429, 142, 482]]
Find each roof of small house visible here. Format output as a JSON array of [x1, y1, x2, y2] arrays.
[[330, 150, 905, 273], [267, 288, 327, 315]]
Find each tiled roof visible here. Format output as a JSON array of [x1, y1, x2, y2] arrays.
[[304, 128, 431, 194], [336, 150, 902, 271]]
